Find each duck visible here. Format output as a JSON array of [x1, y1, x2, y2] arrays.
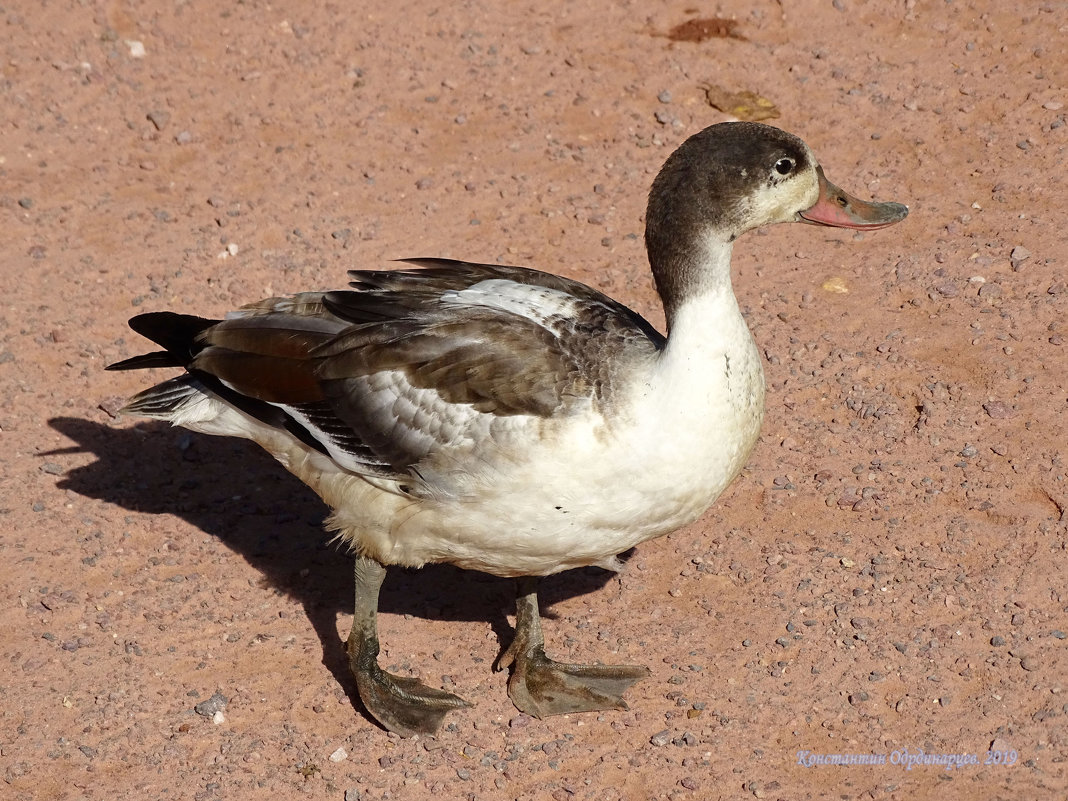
[[107, 121, 907, 737]]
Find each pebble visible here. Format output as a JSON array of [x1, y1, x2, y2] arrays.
[[193, 691, 228, 717], [933, 281, 958, 298], [649, 729, 671, 747], [983, 400, 1014, 419], [990, 635, 1006, 646], [1020, 656, 1039, 671], [1010, 246, 1031, 267], [329, 747, 347, 763]]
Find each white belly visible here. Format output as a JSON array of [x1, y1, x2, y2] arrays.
[[314, 326, 764, 577]]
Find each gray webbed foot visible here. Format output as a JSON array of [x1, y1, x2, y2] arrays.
[[496, 577, 649, 718], [348, 556, 471, 737]]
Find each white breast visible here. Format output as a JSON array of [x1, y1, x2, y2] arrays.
[[319, 282, 765, 577]]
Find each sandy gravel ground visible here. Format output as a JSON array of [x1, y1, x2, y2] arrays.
[[2, 1, 1066, 799]]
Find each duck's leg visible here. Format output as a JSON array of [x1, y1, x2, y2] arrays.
[[347, 556, 471, 737], [496, 576, 650, 718]]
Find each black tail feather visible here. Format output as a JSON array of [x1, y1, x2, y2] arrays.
[[106, 312, 218, 371], [106, 351, 183, 371]]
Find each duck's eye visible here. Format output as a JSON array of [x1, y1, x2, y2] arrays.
[[774, 157, 795, 176]]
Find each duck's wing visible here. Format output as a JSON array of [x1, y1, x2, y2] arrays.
[[111, 260, 663, 497]]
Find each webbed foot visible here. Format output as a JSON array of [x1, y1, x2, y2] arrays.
[[349, 643, 471, 737], [348, 556, 471, 737], [496, 577, 649, 718]]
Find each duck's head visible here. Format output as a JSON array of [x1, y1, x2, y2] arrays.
[[645, 122, 908, 314]]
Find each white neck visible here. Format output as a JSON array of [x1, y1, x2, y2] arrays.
[[657, 238, 743, 366], [642, 237, 765, 460]]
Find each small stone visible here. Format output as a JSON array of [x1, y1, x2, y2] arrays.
[[1010, 246, 1031, 263], [1053, 630, 1066, 640], [933, 281, 959, 298], [650, 729, 671, 747], [345, 790, 362, 801], [983, 400, 1015, 419], [990, 635, 1006, 646], [329, 747, 347, 763], [18, 197, 33, 209], [657, 90, 672, 103], [125, 39, 146, 58], [194, 691, 228, 717], [1020, 656, 1039, 671]]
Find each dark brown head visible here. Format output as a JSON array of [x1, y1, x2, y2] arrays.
[[644, 122, 908, 319]]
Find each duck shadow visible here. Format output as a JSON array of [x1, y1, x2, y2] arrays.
[[48, 416, 623, 725]]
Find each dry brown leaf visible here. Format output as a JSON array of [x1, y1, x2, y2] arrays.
[[666, 18, 746, 43], [701, 84, 780, 122]]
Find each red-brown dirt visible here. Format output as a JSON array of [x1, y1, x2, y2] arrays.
[[2, 2, 1065, 799]]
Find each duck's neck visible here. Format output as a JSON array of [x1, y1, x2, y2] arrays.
[[651, 233, 759, 389], [652, 232, 736, 336]]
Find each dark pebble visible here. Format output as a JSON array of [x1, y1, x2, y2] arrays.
[[193, 691, 228, 717]]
